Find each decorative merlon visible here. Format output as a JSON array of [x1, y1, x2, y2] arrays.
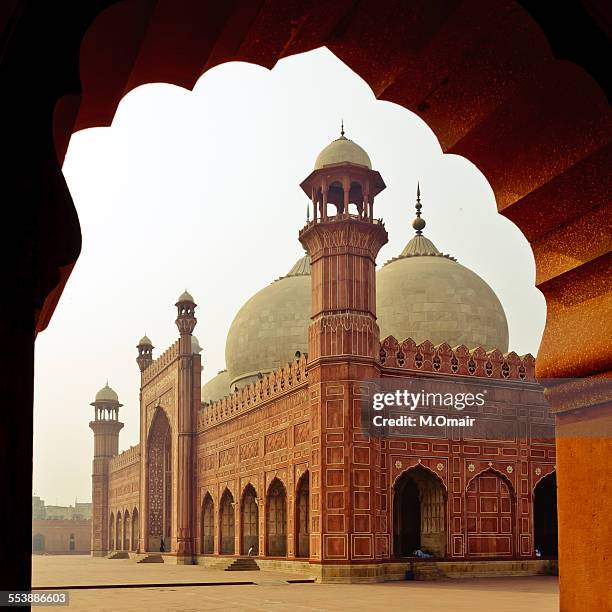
[[379, 336, 536, 380], [199, 353, 309, 430]]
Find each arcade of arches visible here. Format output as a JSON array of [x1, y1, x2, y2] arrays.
[[3, 3, 610, 610]]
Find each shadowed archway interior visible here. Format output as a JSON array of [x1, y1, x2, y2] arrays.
[[534, 472, 558, 557], [393, 466, 446, 558], [201, 494, 214, 554], [147, 409, 172, 552]]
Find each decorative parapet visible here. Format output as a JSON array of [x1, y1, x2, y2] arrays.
[[142, 340, 180, 385], [378, 336, 536, 381], [109, 444, 141, 471], [199, 354, 308, 431]]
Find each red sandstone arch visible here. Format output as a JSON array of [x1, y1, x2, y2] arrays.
[[392, 461, 449, 492], [108, 512, 114, 551], [532, 466, 556, 494], [146, 408, 172, 552], [123, 510, 130, 551], [265, 478, 288, 557], [240, 484, 259, 556], [131, 507, 139, 552], [201, 493, 214, 555], [392, 464, 447, 558], [219, 488, 235, 555], [295, 471, 310, 559], [1, 2, 610, 606], [115, 510, 122, 551], [465, 468, 516, 558]]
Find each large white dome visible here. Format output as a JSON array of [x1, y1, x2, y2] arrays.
[[225, 255, 311, 390], [376, 234, 509, 351]]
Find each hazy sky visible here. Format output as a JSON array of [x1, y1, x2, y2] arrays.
[[33, 48, 546, 506]]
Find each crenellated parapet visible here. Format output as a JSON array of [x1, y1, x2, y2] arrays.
[[199, 353, 308, 430], [378, 336, 536, 381], [142, 340, 180, 385], [109, 444, 141, 471]]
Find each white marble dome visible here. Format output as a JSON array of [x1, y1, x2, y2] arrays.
[[376, 233, 509, 351], [94, 382, 119, 403], [225, 255, 311, 390], [314, 132, 371, 170], [202, 369, 230, 404]]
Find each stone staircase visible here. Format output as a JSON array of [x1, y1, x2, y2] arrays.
[[107, 551, 130, 559], [137, 554, 164, 563], [225, 557, 260, 571]]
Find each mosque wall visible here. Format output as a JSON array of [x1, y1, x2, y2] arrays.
[[107, 446, 141, 550], [196, 355, 310, 557], [378, 337, 555, 560]]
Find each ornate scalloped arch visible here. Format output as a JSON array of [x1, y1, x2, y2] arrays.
[[465, 466, 516, 498], [391, 461, 448, 493]]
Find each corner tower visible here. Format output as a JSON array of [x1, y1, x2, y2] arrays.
[[298, 127, 388, 577], [89, 383, 124, 557]]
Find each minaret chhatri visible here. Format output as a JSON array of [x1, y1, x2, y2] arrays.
[[89, 382, 123, 557], [175, 290, 198, 564], [136, 335, 154, 372]]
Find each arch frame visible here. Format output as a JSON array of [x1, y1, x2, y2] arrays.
[[391, 462, 449, 559]]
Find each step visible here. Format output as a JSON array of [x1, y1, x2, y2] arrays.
[[107, 551, 130, 559], [137, 554, 164, 563], [225, 557, 260, 571]]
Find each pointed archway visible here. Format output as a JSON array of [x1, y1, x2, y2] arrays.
[[109, 512, 115, 551], [219, 489, 235, 555], [295, 472, 309, 558], [147, 408, 172, 552], [466, 468, 515, 557], [241, 484, 259, 555], [266, 478, 287, 557], [131, 508, 139, 551], [201, 493, 214, 554], [123, 510, 130, 551], [393, 465, 446, 558], [534, 472, 558, 557], [116, 511, 122, 551]]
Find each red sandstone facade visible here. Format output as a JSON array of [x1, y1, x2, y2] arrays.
[[91, 158, 556, 581]]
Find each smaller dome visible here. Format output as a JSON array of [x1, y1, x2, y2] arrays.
[[191, 336, 202, 354], [177, 289, 194, 303], [95, 382, 119, 403], [314, 132, 371, 170], [138, 335, 153, 347], [202, 369, 230, 404]]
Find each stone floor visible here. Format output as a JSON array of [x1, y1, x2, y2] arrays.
[[32, 556, 559, 612]]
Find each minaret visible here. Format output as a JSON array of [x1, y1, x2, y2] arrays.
[[299, 125, 388, 359], [89, 382, 124, 557], [174, 290, 199, 563], [298, 127, 388, 570]]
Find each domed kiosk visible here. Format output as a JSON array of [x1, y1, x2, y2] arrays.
[[377, 187, 509, 351]]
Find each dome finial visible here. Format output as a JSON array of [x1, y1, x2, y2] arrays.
[[412, 182, 426, 235], [340, 118, 345, 138]]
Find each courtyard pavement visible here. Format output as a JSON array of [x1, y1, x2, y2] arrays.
[[32, 555, 559, 612]]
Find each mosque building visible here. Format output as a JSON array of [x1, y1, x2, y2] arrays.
[[89, 129, 557, 581]]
